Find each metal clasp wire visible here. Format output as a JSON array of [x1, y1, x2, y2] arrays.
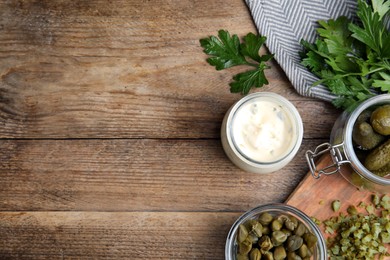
[[305, 142, 349, 179]]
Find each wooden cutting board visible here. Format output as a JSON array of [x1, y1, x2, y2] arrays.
[[286, 154, 375, 218], [286, 154, 390, 258]]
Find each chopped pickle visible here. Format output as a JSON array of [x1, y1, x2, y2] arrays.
[[332, 200, 341, 212], [320, 196, 390, 259], [346, 205, 358, 215]]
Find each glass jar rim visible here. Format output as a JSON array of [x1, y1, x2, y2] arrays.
[[226, 92, 304, 166]]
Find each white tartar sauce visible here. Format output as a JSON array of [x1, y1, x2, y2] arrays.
[[232, 99, 296, 163]]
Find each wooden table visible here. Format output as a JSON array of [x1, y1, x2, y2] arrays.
[[0, 0, 341, 258]]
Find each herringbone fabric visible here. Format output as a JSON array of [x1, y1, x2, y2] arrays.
[[245, 0, 358, 101]]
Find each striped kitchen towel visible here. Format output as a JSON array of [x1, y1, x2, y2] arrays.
[[245, 0, 358, 102]]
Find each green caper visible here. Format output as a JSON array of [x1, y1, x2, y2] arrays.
[[284, 219, 297, 231], [262, 251, 274, 260], [271, 231, 288, 246], [286, 235, 303, 252], [297, 244, 309, 258], [306, 247, 312, 257], [237, 254, 250, 260], [352, 121, 385, 150], [371, 104, 390, 135], [271, 219, 283, 231], [258, 235, 273, 252], [239, 238, 253, 255], [238, 224, 249, 243], [274, 246, 287, 260], [294, 222, 306, 237], [288, 216, 298, 227], [245, 219, 258, 230], [262, 225, 271, 235], [303, 232, 318, 249], [247, 234, 259, 244], [249, 248, 261, 260], [277, 215, 289, 224], [258, 212, 273, 226], [281, 228, 292, 237], [365, 139, 390, 171], [251, 221, 263, 237], [287, 251, 302, 260]]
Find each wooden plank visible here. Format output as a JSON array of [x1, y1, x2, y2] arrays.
[[0, 138, 327, 212], [0, 0, 340, 139], [0, 211, 241, 259], [0, 87, 337, 139], [0, 0, 254, 139]]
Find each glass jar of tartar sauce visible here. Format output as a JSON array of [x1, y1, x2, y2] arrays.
[[221, 92, 304, 174]]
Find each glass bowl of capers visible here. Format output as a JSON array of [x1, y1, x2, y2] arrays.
[[225, 203, 327, 260]]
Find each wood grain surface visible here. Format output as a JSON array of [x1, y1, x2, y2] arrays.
[[0, 0, 349, 259], [0, 139, 326, 212]]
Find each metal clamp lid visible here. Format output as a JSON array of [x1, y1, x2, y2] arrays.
[[305, 142, 350, 179]]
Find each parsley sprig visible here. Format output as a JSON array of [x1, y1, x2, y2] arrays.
[[200, 30, 273, 94], [301, 0, 390, 111]]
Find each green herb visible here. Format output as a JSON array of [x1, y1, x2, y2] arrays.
[[199, 30, 273, 94], [300, 0, 390, 111]]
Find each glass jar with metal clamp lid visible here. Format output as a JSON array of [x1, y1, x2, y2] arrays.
[[305, 94, 390, 194]]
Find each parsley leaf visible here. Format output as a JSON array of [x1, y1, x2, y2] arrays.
[[230, 63, 269, 94], [301, 0, 390, 111], [349, 0, 390, 57], [200, 30, 273, 94], [199, 30, 247, 70], [373, 71, 390, 91], [240, 33, 267, 62]]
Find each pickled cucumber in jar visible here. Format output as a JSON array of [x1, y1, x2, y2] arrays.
[[370, 105, 390, 136], [352, 104, 390, 178], [364, 139, 390, 174], [352, 121, 385, 150]]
